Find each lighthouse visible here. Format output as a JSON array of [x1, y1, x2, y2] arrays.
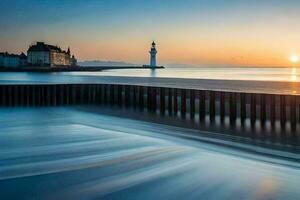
[[149, 41, 157, 68]]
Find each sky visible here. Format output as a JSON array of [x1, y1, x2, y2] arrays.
[[0, 0, 300, 67]]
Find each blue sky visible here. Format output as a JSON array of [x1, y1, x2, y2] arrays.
[[1, 0, 300, 66]]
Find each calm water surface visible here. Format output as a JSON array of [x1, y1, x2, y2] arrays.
[[1, 67, 300, 94], [0, 67, 299, 82], [77, 67, 300, 82]]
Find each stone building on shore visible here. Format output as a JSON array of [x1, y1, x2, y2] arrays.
[[27, 42, 77, 67], [0, 52, 27, 67]]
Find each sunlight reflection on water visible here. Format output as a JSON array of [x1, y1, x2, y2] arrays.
[[78, 67, 300, 82], [290, 68, 298, 82], [1, 67, 300, 95]]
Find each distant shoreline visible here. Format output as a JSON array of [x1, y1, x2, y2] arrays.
[[0, 66, 164, 72]]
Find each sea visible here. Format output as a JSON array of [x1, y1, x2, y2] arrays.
[[0, 67, 300, 199], [0, 67, 299, 82], [0, 67, 300, 94], [82, 66, 300, 82]]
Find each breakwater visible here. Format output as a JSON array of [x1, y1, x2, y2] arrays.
[[0, 66, 164, 72], [0, 84, 299, 143]]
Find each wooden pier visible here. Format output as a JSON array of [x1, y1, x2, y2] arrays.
[[0, 84, 299, 142]]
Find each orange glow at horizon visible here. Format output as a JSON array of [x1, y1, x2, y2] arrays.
[[73, 43, 299, 67], [2, 20, 300, 68], [68, 27, 300, 67]]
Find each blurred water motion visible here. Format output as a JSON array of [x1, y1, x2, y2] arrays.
[[0, 107, 299, 200]]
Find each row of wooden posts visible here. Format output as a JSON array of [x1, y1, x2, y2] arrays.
[[0, 84, 299, 131]]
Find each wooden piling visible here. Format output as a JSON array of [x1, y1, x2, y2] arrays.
[[63, 84, 67, 105], [0, 86, 3, 106], [17, 85, 21, 106], [13, 85, 18, 106], [91, 84, 95, 104], [53, 85, 57, 106], [94, 84, 99, 105], [7, 85, 12, 106], [133, 85, 137, 108], [117, 85, 122, 106], [6, 85, 9, 106], [280, 95, 286, 129], [152, 87, 157, 112], [110, 84, 115, 105], [19, 85, 25, 106], [147, 87, 156, 112], [209, 91, 215, 122], [24, 85, 27, 106], [86, 85, 90, 104], [290, 96, 296, 132], [103, 84, 108, 105], [6, 85, 10, 106], [16, 86, 21, 106], [12, 85, 17, 106], [260, 94, 266, 127], [50, 85, 56, 106], [240, 93, 246, 126], [71, 85, 76, 105], [19, 85, 24, 106], [1, 85, 5, 106], [125, 85, 130, 108], [181, 89, 186, 118], [1, 86, 5, 106], [25, 85, 30, 106], [37, 85, 44, 106], [63, 85, 67, 105], [147, 87, 150, 111], [36, 85, 40, 106], [139, 86, 144, 110], [250, 94, 256, 127], [13, 86, 18, 106], [60, 85, 64, 105], [34, 85, 38, 106], [168, 88, 172, 115], [270, 94, 276, 128], [220, 92, 225, 124], [3, 85, 7, 106], [199, 90, 206, 122], [91, 84, 96, 104], [42, 85, 50, 106], [77, 84, 81, 105], [26, 85, 30, 106], [57, 85, 62, 105], [229, 93, 237, 125], [87, 84, 91, 104], [173, 89, 178, 115], [190, 90, 195, 120], [45, 85, 51, 106], [160, 87, 165, 115], [20, 85, 24, 106]]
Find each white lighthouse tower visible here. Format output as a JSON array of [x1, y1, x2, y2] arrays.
[[149, 41, 157, 68]]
